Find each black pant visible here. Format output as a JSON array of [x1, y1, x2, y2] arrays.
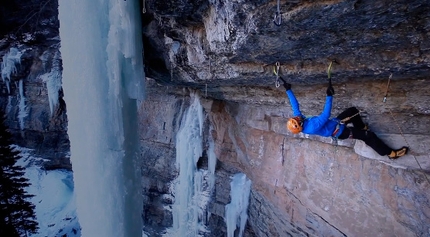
[[336, 107, 392, 156]]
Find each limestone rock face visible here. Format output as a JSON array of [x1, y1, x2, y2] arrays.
[[143, 0, 430, 86], [2, 0, 428, 236], [140, 83, 429, 236], [0, 0, 70, 169], [140, 0, 430, 236]]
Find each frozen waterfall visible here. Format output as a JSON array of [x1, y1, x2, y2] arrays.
[[165, 92, 216, 237], [225, 173, 252, 237], [164, 92, 251, 237], [58, 0, 144, 236]]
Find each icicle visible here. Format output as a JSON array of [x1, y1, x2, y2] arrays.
[[225, 173, 252, 237], [172, 92, 204, 236], [170, 92, 216, 236], [40, 50, 62, 116], [207, 126, 217, 191], [18, 79, 28, 130], [1, 47, 23, 94]]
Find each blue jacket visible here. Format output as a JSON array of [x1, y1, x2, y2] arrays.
[[286, 90, 344, 137]]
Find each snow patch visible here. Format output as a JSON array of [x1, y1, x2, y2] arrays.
[[13, 146, 81, 237]]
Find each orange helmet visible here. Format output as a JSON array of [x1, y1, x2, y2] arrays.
[[287, 116, 303, 134]]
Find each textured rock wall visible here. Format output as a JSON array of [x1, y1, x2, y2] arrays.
[[139, 1, 430, 234], [206, 79, 430, 236], [214, 117, 429, 236], [0, 0, 69, 169], [139, 82, 259, 236], [138, 85, 182, 233], [141, 0, 430, 170], [139, 77, 429, 236], [2, 0, 428, 236], [143, 0, 430, 86]]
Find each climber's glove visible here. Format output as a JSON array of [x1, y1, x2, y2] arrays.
[[326, 85, 334, 96], [279, 77, 291, 91]]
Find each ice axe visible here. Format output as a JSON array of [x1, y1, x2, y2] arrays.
[[327, 60, 339, 86]]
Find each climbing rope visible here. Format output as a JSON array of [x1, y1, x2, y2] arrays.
[[382, 74, 430, 185], [273, 0, 282, 26], [273, 61, 281, 88], [340, 112, 360, 123]]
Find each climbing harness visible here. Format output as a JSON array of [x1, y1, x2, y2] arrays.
[[273, 0, 282, 26], [382, 74, 430, 185], [331, 112, 360, 143], [273, 61, 281, 88], [332, 111, 359, 134]]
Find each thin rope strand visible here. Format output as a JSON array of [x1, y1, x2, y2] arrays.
[[383, 75, 430, 184]]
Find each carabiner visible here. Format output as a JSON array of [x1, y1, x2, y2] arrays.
[[273, 12, 282, 26], [274, 62, 281, 88], [273, 0, 281, 26]]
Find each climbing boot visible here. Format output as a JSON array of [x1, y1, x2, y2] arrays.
[[362, 124, 369, 131], [388, 147, 409, 159]]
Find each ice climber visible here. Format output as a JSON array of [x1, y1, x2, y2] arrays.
[[280, 77, 409, 159]]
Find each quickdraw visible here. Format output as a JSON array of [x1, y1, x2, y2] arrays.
[[273, 0, 282, 26], [273, 61, 281, 88], [383, 73, 392, 103]]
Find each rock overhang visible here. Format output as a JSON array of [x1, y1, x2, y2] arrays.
[[142, 0, 430, 87]]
